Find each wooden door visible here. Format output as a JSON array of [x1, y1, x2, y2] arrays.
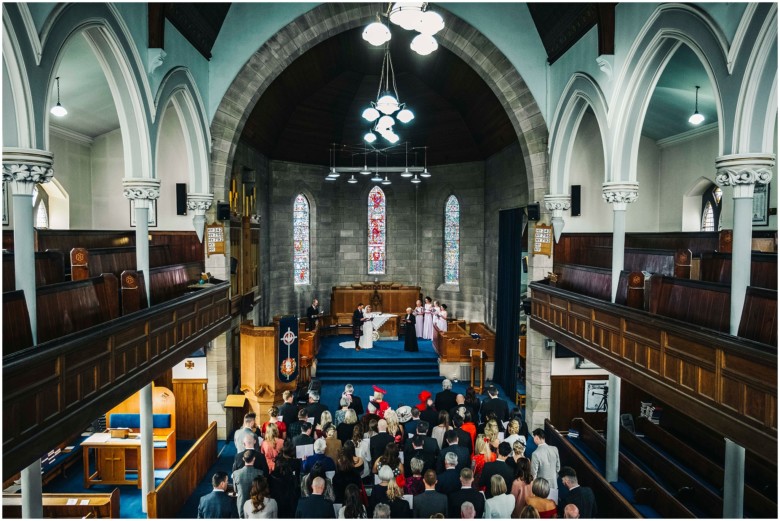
[[173, 379, 208, 440]]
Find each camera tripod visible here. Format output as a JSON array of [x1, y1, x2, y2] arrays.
[[592, 386, 608, 413]]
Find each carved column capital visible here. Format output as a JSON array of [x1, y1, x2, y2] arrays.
[[122, 178, 161, 209], [715, 153, 775, 198], [186, 193, 213, 214], [544, 194, 571, 243], [2, 148, 54, 196], [602, 182, 639, 211]]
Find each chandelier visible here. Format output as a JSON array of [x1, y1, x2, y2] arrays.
[[325, 142, 431, 185], [362, 46, 414, 144], [363, 2, 445, 56]]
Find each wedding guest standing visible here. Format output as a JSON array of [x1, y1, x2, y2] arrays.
[[414, 299, 425, 338], [437, 304, 448, 331], [422, 297, 434, 340], [404, 307, 419, 352], [352, 303, 364, 351]]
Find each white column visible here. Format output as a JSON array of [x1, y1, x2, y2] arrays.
[[602, 182, 639, 302], [139, 384, 154, 513], [605, 373, 621, 482], [187, 192, 214, 243], [715, 155, 774, 335], [123, 178, 161, 299], [544, 194, 571, 243], [4, 148, 54, 519], [723, 438, 745, 518]]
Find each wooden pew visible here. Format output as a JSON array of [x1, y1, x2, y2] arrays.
[[433, 322, 495, 362], [3, 250, 66, 290], [738, 286, 777, 346], [635, 416, 777, 517], [2, 291, 33, 355], [570, 418, 695, 518], [699, 251, 778, 290], [3, 488, 120, 518], [648, 275, 731, 334], [551, 264, 612, 301], [544, 419, 641, 518], [70, 245, 172, 281], [120, 263, 206, 313], [587, 246, 680, 276]]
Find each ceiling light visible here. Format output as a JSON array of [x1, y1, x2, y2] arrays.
[[397, 108, 414, 124], [401, 168, 413, 178], [327, 167, 340, 178], [415, 10, 444, 35], [50, 76, 67, 117], [347, 175, 358, 184], [384, 131, 400, 144], [377, 94, 400, 115], [362, 107, 380, 122], [389, 2, 426, 31], [362, 19, 391, 46], [325, 175, 337, 181], [411, 33, 438, 56], [371, 172, 383, 182], [411, 174, 421, 184], [364, 132, 377, 144], [420, 167, 431, 178], [376, 115, 396, 130], [381, 175, 392, 185], [688, 85, 705, 125]]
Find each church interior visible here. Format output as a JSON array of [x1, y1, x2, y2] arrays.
[[2, 2, 777, 518]]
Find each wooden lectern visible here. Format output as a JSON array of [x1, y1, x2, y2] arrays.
[[240, 322, 297, 417]]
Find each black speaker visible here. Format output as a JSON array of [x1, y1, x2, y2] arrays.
[[217, 202, 230, 220], [176, 183, 187, 215], [527, 203, 540, 221], [571, 185, 581, 216]]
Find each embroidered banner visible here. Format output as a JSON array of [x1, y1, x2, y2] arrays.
[[278, 316, 299, 382]]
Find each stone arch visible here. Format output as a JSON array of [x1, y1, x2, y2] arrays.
[[549, 73, 610, 194], [682, 176, 717, 231], [2, 8, 35, 148], [38, 4, 153, 180], [155, 67, 212, 195], [210, 3, 547, 211], [610, 4, 728, 184]]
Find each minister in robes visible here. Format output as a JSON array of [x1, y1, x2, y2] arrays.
[[306, 298, 321, 331], [403, 307, 418, 352], [352, 303, 365, 351]]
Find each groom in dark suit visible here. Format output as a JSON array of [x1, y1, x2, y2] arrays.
[[197, 471, 238, 518], [352, 303, 364, 351], [559, 466, 597, 518]]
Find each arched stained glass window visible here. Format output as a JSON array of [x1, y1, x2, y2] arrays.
[[444, 195, 460, 284], [701, 185, 722, 232], [32, 185, 49, 229], [368, 186, 386, 274], [701, 201, 715, 231], [293, 194, 310, 284]]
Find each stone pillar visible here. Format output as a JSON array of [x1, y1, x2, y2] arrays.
[[715, 154, 774, 335], [208, 330, 234, 439], [544, 194, 571, 243], [123, 178, 161, 298], [525, 323, 552, 431], [602, 182, 639, 302], [187, 192, 213, 243], [139, 384, 154, 513], [3, 148, 54, 519], [723, 438, 746, 517], [605, 373, 621, 482]]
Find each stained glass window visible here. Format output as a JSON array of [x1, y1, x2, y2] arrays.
[[444, 195, 460, 284], [701, 201, 715, 231], [293, 194, 310, 284], [368, 186, 386, 274]]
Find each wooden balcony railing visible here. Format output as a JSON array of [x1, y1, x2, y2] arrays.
[[529, 280, 777, 462], [2, 282, 231, 480]]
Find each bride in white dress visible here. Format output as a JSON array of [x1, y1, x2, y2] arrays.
[[359, 305, 375, 349]]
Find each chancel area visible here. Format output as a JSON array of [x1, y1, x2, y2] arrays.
[[2, 2, 778, 519]]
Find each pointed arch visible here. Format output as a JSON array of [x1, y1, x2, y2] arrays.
[[368, 186, 387, 275], [293, 193, 310, 285], [444, 194, 460, 285], [2, 7, 35, 148]]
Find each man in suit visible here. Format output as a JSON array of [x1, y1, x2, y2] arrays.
[[233, 452, 263, 518], [447, 468, 485, 519], [405, 435, 437, 476], [232, 436, 269, 476], [479, 442, 515, 498], [352, 303, 364, 351], [404, 407, 421, 436], [435, 452, 461, 495], [342, 383, 363, 417], [449, 394, 475, 422], [437, 430, 469, 473], [295, 476, 335, 518], [435, 379, 458, 414], [279, 389, 299, 427], [287, 408, 309, 440], [369, 418, 394, 466], [306, 297, 321, 331], [451, 415, 473, 457], [197, 471, 238, 518], [404, 422, 439, 472], [413, 470, 448, 518], [305, 390, 328, 423], [531, 428, 561, 489], [292, 422, 315, 447], [233, 413, 259, 451], [559, 466, 597, 518], [480, 385, 509, 423]]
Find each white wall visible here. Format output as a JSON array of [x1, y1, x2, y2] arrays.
[[3, 60, 18, 148], [90, 128, 128, 229], [627, 136, 661, 232], [49, 133, 91, 228], [155, 104, 192, 230], [551, 356, 609, 377]]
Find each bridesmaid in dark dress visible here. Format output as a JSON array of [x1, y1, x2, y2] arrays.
[[403, 307, 419, 352]]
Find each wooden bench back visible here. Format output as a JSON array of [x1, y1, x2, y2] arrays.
[[700, 251, 777, 290], [738, 286, 777, 346], [36, 274, 120, 344], [70, 245, 172, 281], [588, 246, 680, 276], [2, 291, 33, 355], [2, 250, 65, 290], [3, 488, 119, 518], [137, 261, 204, 306], [553, 264, 612, 301], [648, 275, 730, 333]]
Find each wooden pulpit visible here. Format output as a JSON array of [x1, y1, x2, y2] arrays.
[[240, 321, 297, 416]]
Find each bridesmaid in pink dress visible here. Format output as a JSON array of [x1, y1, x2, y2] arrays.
[[414, 299, 425, 338], [422, 296, 434, 340], [437, 304, 448, 331]]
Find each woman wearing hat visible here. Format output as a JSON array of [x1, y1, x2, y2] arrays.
[[368, 385, 390, 419]]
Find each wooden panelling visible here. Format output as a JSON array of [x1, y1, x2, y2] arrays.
[[149, 231, 204, 265], [3, 488, 120, 518], [648, 275, 731, 333], [551, 264, 612, 301], [70, 245, 172, 281], [550, 375, 608, 430], [172, 379, 208, 440], [738, 287, 778, 346], [700, 252, 777, 289], [330, 285, 421, 315], [2, 291, 33, 355], [2, 282, 230, 480], [3, 250, 65, 290], [530, 281, 777, 463], [147, 421, 217, 519], [432, 322, 495, 363]]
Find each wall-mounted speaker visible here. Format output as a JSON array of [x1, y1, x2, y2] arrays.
[[176, 183, 187, 215], [217, 202, 231, 220], [571, 185, 581, 216], [527, 203, 540, 221]]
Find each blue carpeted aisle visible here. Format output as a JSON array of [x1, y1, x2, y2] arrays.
[[177, 441, 236, 518]]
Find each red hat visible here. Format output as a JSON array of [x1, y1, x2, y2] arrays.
[[418, 390, 432, 402], [372, 384, 387, 395]]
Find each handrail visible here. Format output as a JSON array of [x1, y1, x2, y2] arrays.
[[3, 282, 231, 480], [530, 280, 777, 463]]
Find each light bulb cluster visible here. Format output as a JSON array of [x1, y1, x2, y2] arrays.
[[362, 47, 414, 144], [325, 143, 432, 186], [363, 3, 444, 56]]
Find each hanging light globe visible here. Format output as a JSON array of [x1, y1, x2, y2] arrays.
[[401, 167, 413, 178], [362, 21, 391, 46], [415, 9, 444, 35], [389, 2, 425, 30], [381, 175, 392, 185], [688, 112, 705, 125], [411, 33, 438, 56], [347, 175, 358, 184], [396, 108, 414, 124], [360, 164, 372, 175], [50, 103, 68, 117], [327, 167, 340, 178], [371, 172, 383, 182], [420, 167, 431, 178], [384, 131, 400, 144], [411, 174, 421, 184], [364, 131, 377, 144], [376, 94, 400, 115], [362, 107, 381, 122], [376, 115, 396, 131]]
